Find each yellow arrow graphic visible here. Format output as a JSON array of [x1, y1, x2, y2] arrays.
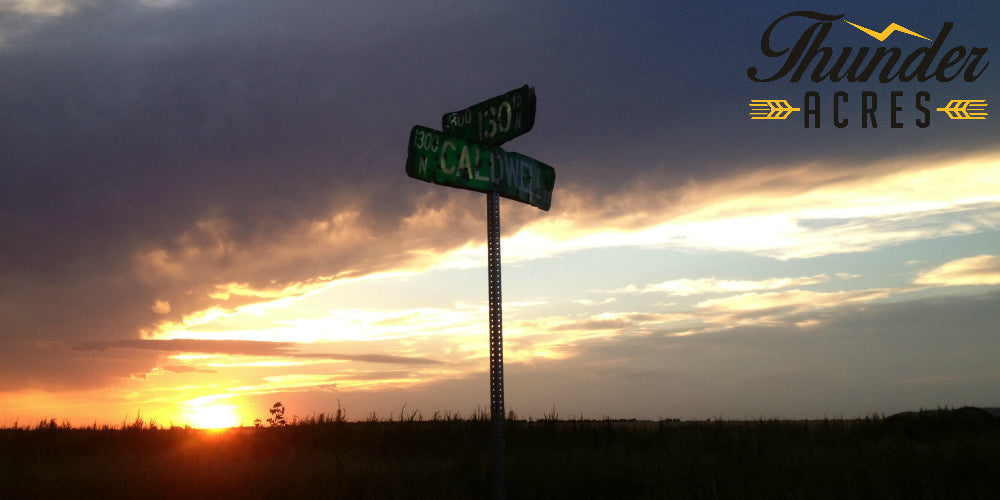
[[749, 100, 801, 120], [936, 100, 989, 119]]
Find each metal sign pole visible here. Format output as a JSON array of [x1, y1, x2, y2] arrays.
[[487, 191, 506, 500], [408, 85, 551, 500]]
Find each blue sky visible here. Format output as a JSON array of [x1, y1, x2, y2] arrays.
[[1, 0, 998, 426]]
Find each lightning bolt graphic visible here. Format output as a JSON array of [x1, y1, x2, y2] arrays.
[[844, 21, 932, 42]]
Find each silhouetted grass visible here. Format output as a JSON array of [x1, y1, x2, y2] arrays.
[[2, 408, 998, 499]]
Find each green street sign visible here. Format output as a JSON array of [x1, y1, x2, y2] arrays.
[[406, 125, 554, 211], [442, 85, 536, 146]]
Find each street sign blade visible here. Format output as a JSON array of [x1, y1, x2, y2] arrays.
[[406, 125, 554, 211], [442, 85, 536, 146]]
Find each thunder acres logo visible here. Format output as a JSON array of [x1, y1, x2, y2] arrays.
[[747, 11, 989, 127]]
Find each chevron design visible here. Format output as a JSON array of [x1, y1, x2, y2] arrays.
[[936, 100, 989, 119], [844, 20, 931, 41], [748, 100, 801, 120]]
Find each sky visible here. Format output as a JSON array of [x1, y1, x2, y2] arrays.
[[2, 0, 998, 427]]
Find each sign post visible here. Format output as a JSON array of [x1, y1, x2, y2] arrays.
[[486, 190, 504, 499], [405, 85, 553, 500]]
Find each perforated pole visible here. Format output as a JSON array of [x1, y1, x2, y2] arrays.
[[487, 191, 505, 500]]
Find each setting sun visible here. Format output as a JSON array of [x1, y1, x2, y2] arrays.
[[186, 405, 241, 429]]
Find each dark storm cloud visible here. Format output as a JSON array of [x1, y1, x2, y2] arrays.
[[1, 0, 495, 347], [2, 0, 998, 390]]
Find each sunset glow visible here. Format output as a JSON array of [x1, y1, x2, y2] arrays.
[[2, 1, 998, 427]]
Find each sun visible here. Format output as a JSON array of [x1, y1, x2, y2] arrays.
[[187, 405, 241, 429]]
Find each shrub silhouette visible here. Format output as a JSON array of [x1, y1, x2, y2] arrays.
[[267, 402, 288, 427]]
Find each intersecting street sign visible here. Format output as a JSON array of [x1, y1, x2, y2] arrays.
[[406, 125, 554, 210], [405, 85, 554, 500], [442, 84, 537, 145]]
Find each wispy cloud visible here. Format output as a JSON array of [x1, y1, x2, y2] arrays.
[[694, 288, 900, 327], [159, 365, 216, 374], [3, 0, 77, 17], [915, 255, 1000, 286], [75, 339, 442, 365], [609, 274, 832, 296], [499, 152, 1000, 262]]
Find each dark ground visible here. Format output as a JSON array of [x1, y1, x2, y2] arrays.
[[2, 407, 999, 499]]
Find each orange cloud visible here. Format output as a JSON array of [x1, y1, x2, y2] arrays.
[[150, 300, 171, 314]]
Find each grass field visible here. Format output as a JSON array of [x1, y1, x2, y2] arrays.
[[2, 407, 998, 499]]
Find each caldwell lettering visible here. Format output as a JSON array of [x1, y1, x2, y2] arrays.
[[747, 11, 989, 83]]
